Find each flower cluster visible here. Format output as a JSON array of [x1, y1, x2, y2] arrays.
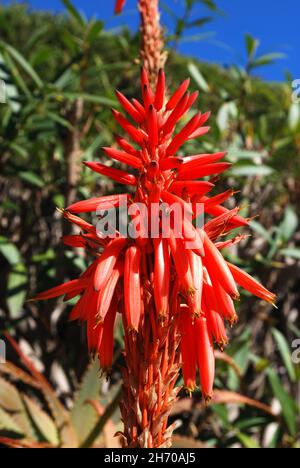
[[33, 68, 275, 400]]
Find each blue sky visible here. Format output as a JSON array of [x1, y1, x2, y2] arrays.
[[3, 0, 300, 82]]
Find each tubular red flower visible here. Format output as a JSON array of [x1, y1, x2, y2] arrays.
[[99, 296, 118, 371], [97, 261, 123, 322], [112, 109, 145, 145], [94, 237, 127, 292], [148, 105, 159, 148], [179, 306, 197, 392], [83, 161, 137, 186], [161, 93, 190, 135], [124, 246, 143, 331], [116, 90, 144, 124], [203, 232, 240, 299], [166, 113, 201, 156], [33, 67, 275, 426], [170, 180, 214, 197], [154, 69, 166, 111], [32, 278, 89, 301], [166, 78, 190, 111], [115, 134, 140, 158], [178, 162, 231, 181], [67, 194, 129, 213], [102, 147, 142, 169], [153, 238, 170, 318], [227, 262, 276, 304], [194, 316, 215, 401]]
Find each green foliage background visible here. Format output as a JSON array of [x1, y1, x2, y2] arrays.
[[0, 2, 299, 448]]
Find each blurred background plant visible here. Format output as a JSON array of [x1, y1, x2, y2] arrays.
[[0, 0, 299, 448]]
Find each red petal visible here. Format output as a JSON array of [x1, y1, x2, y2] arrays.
[[115, 134, 140, 158], [103, 147, 142, 169], [112, 109, 144, 145], [99, 296, 118, 371], [83, 161, 137, 186], [161, 92, 190, 135], [32, 277, 89, 301], [203, 232, 239, 299], [154, 69, 165, 111], [160, 157, 184, 171], [179, 305, 197, 392], [166, 113, 201, 156], [178, 162, 231, 180], [97, 261, 123, 322], [166, 78, 190, 111], [153, 238, 170, 317], [115, 90, 144, 124], [148, 105, 159, 148], [124, 246, 142, 331], [227, 262, 276, 304], [67, 194, 129, 213], [170, 181, 214, 197], [94, 237, 127, 292], [194, 316, 215, 401]]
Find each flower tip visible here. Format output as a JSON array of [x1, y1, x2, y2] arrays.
[[204, 393, 213, 405]]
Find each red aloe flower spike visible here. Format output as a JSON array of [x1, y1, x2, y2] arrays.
[[153, 238, 170, 318], [179, 305, 197, 393], [178, 162, 231, 181], [194, 316, 215, 401], [67, 194, 129, 214], [166, 78, 190, 111], [203, 232, 240, 299], [112, 109, 145, 145], [83, 162, 137, 186], [124, 246, 143, 331], [97, 261, 123, 323], [116, 90, 144, 124], [102, 147, 142, 169], [115, 0, 126, 15], [166, 113, 201, 156], [99, 296, 118, 371], [115, 134, 141, 158], [94, 237, 127, 292], [227, 262, 276, 304], [154, 68, 166, 111]]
